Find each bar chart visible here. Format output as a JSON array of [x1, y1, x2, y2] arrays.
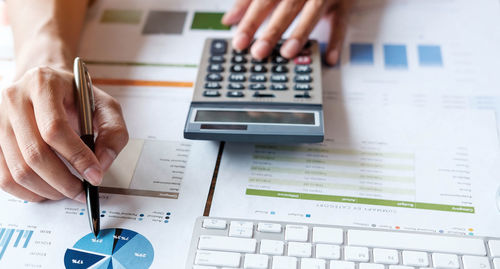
[[0, 228, 34, 260]]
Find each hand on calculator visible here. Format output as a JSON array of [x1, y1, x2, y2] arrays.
[[222, 0, 355, 65]]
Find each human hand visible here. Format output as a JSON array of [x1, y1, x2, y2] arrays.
[[0, 66, 128, 203], [223, 0, 354, 65]]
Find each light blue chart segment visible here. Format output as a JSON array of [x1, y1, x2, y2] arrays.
[[384, 44, 408, 69], [350, 43, 374, 65], [0, 229, 14, 260], [418, 45, 443, 66], [64, 228, 154, 269]]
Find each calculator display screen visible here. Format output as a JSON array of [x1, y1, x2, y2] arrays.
[[194, 110, 315, 125]]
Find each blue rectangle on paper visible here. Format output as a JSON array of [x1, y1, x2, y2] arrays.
[[0, 229, 14, 260], [350, 43, 374, 65], [13, 230, 23, 248], [418, 45, 443, 66], [23, 230, 33, 248], [384, 44, 408, 69]]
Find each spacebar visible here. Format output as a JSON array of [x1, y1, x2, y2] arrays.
[[348, 229, 486, 255]]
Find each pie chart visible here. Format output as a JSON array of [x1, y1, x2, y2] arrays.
[[64, 228, 154, 269]]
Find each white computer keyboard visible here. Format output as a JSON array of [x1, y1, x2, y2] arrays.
[[185, 217, 500, 269]]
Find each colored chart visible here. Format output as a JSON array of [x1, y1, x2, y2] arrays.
[[64, 228, 154, 269], [0, 228, 33, 260]]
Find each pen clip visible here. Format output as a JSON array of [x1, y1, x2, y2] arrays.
[[83, 63, 95, 112]]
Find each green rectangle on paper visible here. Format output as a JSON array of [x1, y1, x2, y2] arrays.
[[191, 12, 230, 30], [245, 189, 475, 213], [101, 9, 142, 24]]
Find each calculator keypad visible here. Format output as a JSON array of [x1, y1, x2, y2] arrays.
[[193, 38, 321, 104]]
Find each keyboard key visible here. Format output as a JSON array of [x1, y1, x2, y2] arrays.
[[203, 90, 220, 97], [198, 235, 256, 253], [312, 227, 343, 244], [228, 83, 245, 90], [359, 263, 384, 269], [287, 242, 311, 257], [272, 65, 288, 73], [260, 240, 284, 255], [253, 92, 275, 98], [227, 91, 244, 98], [294, 55, 311, 65], [295, 65, 312, 73], [231, 55, 247, 64], [462, 255, 490, 269], [257, 223, 281, 233], [348, 229, 486, 255], [243, 254, 268, 269], [210, 39, 227, 55], [373, 248, 399, 264], [270, 75, 288, 83], [272, 256, 296, 269], [229, 221, 254, 238], [249, 84, 266, 90], [272, 55, 289, 64], [294, 92, 311, 98], [270, 84, 288, 91], [251, 64, 267, 73], [206, 73, 222, 81], [195, 250, 240, 267], [402, 251, 428, 267], [285, 225, 308, 242], [229, 74, 246, 82], [494, 258, 500, 268], [490, 240, 500, 257], [205, 82, 221, 89], [315, 244, 340, 260], [207, 64, 224, 72], [329, 260, 355, 269], [432, 253, 459, 268], [209, 55, 225, 63], [344, 246, 369, 262], [300, 258, 325, 269], [294, 75, 312, 83], [231, 64, 247, 73], [294, 84, 312, 91], [202, 219, 226, 229], [250, 74, 267, 83]]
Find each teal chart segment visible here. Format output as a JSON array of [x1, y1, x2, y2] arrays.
[[64, 228, 154, 269]]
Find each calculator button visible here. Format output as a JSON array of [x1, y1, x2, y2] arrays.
[[270, 84, 288, 91], [228, 83, 245, 90], [205, 82, 221, 89], [251, 58, 268, 64], [271, 74, 288, 83], [203, 90, 221, 97], [295, 65, 312, 74], [209, 55, 225, 63], [207, 64, 224, 73], [294, 75, 312, 83], [229, 74, 246, 82], [294, 84, 312, 91], [250, 74, 267, 83], [231, 64, 247, 73], [294, 55, 311, 65], [249, 84, 266, 90], [227, 91, 244, 98], [206, 73, 223, 82], [251, 65, 267, 73], [233, 48, 248, 55], [210, 39, 227, 55], [231, 55, 247, 64], [272, 55, 289, 64], [272, 65, 289, 73], [295, 92, 311, 98], [253, 92, 275, 98]]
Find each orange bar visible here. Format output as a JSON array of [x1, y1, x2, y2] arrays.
[[93, 78, 193, 88]]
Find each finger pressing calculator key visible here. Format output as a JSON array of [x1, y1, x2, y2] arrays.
[[184, 38, 324, 143]]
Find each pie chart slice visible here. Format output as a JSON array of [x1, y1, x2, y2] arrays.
[[64, 228, 154, 269]]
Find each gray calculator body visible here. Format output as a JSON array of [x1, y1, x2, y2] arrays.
[[184, 38, 324, 143]]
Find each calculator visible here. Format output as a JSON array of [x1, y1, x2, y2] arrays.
[[183, 38, 324, 143]]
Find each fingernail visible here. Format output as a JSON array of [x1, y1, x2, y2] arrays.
[[327, 50, 340, 66], [280, 39, 300, 58], [75, 190, 86, 203], [98, 148, 117, 171], [251, 40, 271, 59], [83, 165, 103, 185], [233, 32, 250, 51], [221, 13, 231, 25]]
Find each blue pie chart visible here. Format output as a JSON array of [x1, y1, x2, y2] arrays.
[[64, 228, 154, 268]]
